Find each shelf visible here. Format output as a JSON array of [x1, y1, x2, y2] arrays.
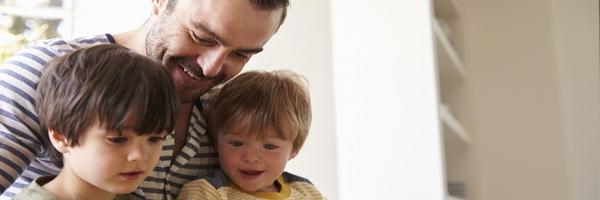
[[439, 104, 469, 144], [0, 5, 71, 19], [446, 195, 466, 200], [433, 18, 466, 82], [434, 0, 462, 19]]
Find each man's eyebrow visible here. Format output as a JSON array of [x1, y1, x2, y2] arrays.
[[191, 21, 264, 54], [238, 47, 263, 54]]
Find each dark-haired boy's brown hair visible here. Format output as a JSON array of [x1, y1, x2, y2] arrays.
[[36, 44, 179, 167], [207, 70, 311, 152]]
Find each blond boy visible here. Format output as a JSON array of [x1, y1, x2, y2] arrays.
[[177, 70, 323, 199]]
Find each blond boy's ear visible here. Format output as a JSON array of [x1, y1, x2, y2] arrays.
[[289, 150, 299, 160], [48, 129, 71, 153], [151, 0, 169, 16]]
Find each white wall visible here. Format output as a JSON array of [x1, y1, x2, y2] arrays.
[[550, 0, 600, 200], [72, 1, 150, 37], [330, 1, 445, 199]]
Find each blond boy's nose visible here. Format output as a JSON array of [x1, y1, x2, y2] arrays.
[[242, 151, 260, 163]]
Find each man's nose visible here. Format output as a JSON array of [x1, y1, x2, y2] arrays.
[[197, 48, 228, 78]]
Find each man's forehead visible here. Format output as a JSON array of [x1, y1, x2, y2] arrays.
[[180, 0, 282, 45]]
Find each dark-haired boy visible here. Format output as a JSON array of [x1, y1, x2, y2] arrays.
[[13, 44, 179, 200]]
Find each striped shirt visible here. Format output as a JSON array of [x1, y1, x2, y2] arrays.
[[0, 34, 218, 199]]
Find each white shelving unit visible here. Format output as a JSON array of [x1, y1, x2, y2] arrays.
[[434, 0, 461, 19], [439, 104, 469, 144], [433, 18, 466, 82], [433, 0, 469, 199], [446, 195, 467, 200]]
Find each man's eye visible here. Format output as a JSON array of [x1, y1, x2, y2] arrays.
[[263, 143, 278, 150], [234, 51, 250, 60], [189, 31, 213, 44], [228, 141, 243, 147], [107, 137, 128, 144]]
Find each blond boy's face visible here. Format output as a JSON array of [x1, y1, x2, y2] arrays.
[[61, 122, 166, 194], [218, 121, 298, 193]]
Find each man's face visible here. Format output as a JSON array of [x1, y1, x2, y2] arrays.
[[146, 0, 283, 103]]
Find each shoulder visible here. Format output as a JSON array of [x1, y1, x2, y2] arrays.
[[30, 34, 114, 54], [13, 176, 60, 200], [2, 34, 114, 75], [176, 170, 229, 200], [36, 34, 115, 55], [282, 171, 312, 184], [283, 172, 326, 200], [177, 179, 219, 200], [202, 169, 231, 189]]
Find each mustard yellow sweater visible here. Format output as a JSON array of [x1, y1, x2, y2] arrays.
[[176, 170, 324, 200]]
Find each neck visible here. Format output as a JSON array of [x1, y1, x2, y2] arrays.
[[112, 26, 148, 56], [43, 168, 116, 200]]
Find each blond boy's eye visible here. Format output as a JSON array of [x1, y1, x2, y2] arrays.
[[263, 143, 278, 150]]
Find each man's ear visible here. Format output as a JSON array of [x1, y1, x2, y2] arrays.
[[48, 129, 71, 153], [151, 0, 169, 16]]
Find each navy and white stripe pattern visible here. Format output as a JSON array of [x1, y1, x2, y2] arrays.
[[0, 34, 218, 199], [130, 105, 218, 200]]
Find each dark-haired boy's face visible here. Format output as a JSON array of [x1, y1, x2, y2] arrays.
[[61, 121, 166, 194], [145, 0, 283, 102]]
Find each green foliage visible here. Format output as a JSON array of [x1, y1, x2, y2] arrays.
[[0, 16, 50, 64]]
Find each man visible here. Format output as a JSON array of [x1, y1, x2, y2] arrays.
[[0, 0, 288, 199]]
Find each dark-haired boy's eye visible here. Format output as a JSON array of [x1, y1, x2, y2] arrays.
[[148, 135, 167, 144], [228, 140, 243, 147], [107, 136, 128, 144], [263, 143, 278, 150]]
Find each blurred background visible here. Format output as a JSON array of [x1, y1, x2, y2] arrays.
[[1, 0, 598, 199]]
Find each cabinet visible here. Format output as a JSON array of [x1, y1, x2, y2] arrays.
[[432, 0, 469, 199]]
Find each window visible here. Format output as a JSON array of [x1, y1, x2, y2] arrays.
[[0, 0, 74, 63]]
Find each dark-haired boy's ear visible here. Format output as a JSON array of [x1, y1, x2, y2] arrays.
[[48, 129, 70, 153]]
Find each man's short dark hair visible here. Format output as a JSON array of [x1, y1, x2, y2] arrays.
[[166, 0, 290, 25], [36, 44, 179, 167]]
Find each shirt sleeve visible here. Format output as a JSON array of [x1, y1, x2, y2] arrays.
[[0, 42, 56, 192]]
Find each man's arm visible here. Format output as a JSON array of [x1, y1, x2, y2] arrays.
[[0, 43, 54, 193]]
